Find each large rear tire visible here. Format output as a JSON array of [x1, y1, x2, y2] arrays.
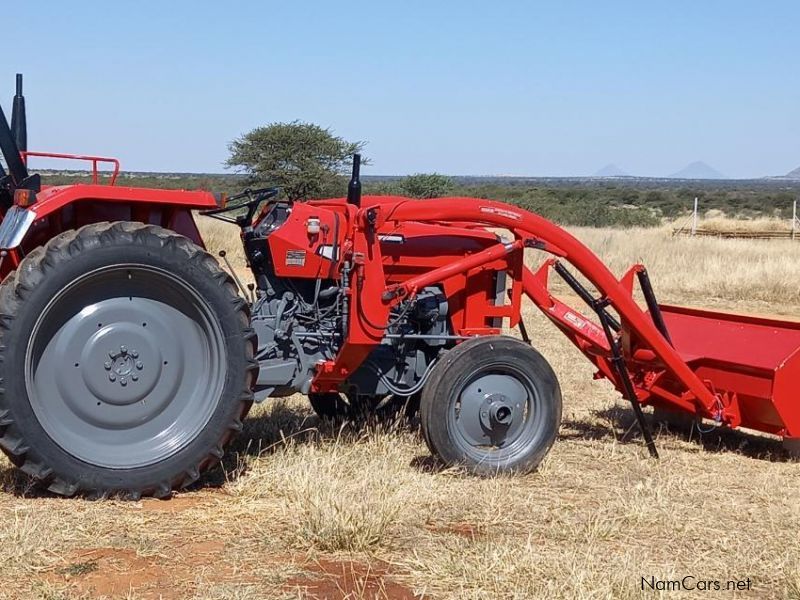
[[0, 222, 256, 498], [420, 336, 561, 475]]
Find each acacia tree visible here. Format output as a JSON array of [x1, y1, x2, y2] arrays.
[[397, 173, 454, 198], [227, 121, 366, 200]]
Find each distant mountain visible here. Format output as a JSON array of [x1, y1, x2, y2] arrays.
[[784, 166, 800, 180], [594, 164, 629, 177], [668, 161, 726, 179]]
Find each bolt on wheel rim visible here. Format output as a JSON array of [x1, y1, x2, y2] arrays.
[[25, 265, 227, 469], [452, 365, 541, 461]]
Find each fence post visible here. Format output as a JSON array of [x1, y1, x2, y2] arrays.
[[793, 199, 798, 241], [691, 197, 698, 236]]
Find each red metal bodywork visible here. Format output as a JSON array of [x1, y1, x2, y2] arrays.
[[264, 195, 800, 447], [0, 181, 220, 278], [657, 305, 800, 437], [7, 176, 800, 448]]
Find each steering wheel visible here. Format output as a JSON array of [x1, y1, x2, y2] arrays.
[[200, 187, 281, 226]]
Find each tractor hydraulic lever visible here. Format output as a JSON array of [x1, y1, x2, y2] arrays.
[[218, 250, 249, 300]]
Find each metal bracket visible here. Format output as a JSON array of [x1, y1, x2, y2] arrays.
[[553, 261, 658, 458]]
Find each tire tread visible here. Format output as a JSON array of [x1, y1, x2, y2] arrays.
[[0, 221, 256, 497]]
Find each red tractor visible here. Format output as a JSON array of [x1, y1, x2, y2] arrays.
[[1, 75, 799, 498]]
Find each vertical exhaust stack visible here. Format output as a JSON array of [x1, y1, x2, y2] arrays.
[[0, 73, 34, 191], [347, 153, 362, 207], [11, 74, 27, 153]]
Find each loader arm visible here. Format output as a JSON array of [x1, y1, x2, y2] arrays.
[[360, 197, 725, 422]]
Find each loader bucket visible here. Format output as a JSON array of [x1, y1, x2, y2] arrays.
[[658, 304, 800, 438]]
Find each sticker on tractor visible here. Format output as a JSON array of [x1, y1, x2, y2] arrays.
[[564, 311, 587, 329], [286, 250, 306, 267], [378, 234, 405, 244], [316, 245, 340, 261], [480, 206, 522, 221]]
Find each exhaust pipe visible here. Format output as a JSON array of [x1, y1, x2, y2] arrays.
[[0, 73, 32, 190], [347, 153, 362, 207], [10, 74, 26, 153], [0, 104, 28, 187]]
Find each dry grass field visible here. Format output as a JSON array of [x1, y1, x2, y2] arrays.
[[690, 215, 793, 235], [2, 217, 800, 599]]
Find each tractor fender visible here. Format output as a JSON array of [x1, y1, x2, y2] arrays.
[[0, 184, 222, 250]]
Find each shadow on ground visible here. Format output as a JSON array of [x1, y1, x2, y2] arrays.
[[0, 398, 417, 499], [561, 403, 789, 463], [204, 399, 418, 488], [3, 398, 792, 499]]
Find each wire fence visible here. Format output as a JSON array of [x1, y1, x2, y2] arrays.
[[673, 197, 800, 240]]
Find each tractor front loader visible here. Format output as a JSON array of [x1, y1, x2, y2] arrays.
[[0, 75, 798, 498]]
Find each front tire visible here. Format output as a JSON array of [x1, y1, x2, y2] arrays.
[[0, 222, 256, 498], [420, 336, 561, 475]]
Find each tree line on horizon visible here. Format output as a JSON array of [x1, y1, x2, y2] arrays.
[[41, 121, 800, 228]]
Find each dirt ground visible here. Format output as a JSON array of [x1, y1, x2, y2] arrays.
[[1, 222, 800, 599]]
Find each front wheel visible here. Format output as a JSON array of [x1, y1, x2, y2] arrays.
[[0, 222, 256, 498], [420, 336, 561, 475]]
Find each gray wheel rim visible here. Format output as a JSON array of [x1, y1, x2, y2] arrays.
[[451, 364, 542, 463], [25, 264, 227, 469]]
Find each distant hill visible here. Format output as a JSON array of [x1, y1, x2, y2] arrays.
[[784, 166, 800, 180], [668, 161, 726, 179], [594, 164, 629, 177]]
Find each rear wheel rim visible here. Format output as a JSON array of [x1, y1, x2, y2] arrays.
[[25, 265, 227, 469], [451, 363, 542, 464]]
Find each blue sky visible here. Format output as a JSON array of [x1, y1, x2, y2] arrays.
[[3, 1, 798, 177]]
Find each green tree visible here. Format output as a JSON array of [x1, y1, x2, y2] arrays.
[[397, 173, 454, 198], [226, 121, 366, 201]]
